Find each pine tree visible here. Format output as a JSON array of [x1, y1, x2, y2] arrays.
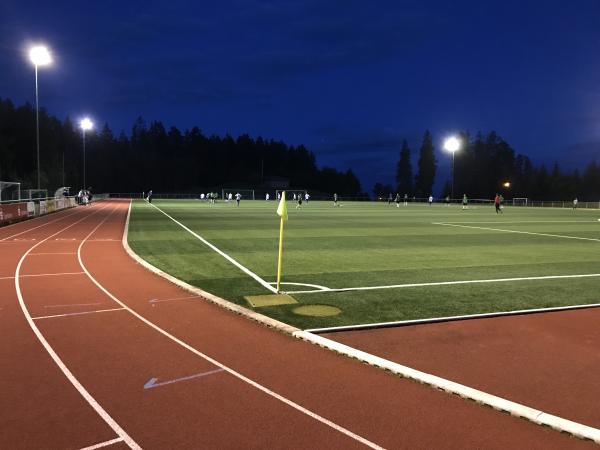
[[396, 139, 413, 195], [414, 130, 437, 197]]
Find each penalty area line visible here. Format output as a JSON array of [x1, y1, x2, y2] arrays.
[[285, 273, 600, 295], [146, 202, 277, 293], [433, 222, 600, 242]]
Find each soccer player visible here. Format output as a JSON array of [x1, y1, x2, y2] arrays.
[[494, 193, 502, 213], [235, 192, 241, 206], [395, 193, 401, 208], [462, 194, 468, 210], [305, 192, 310, 203], [296, 194, 303, 209], [266, 193, 270, 201], [333, 193, 338, 207], [388, 193, 393, 205], [404, 193, 408, 206], [573, 198, 578, 209], [428, 195, 433, 206], [147, 190, 153, 204], [445, 195, 450, 206]]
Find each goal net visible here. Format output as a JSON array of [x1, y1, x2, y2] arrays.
[[0, 181, 21, 202], [24, 189, 48, 200], [276, 190, 307, 201], [512, 197, 528, 207], [221, 189, 255, 201]]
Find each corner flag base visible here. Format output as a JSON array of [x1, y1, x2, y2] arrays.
[[244, 294, 298, 308]]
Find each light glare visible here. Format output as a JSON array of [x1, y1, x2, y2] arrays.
[[80, 118, 94, 131], [29, 46, 52, 66], [444, 136, 460, 153]]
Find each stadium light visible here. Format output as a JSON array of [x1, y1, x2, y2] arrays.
[[80, 118, 94, 188], [29, 45, 52, 190], [503, 181, 511, 188], [444, 136, 461, 199]]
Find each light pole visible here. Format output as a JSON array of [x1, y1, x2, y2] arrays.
[[29, 45, 52, 190], [443, 136, 461, 199], [80, 118, 93, 188]]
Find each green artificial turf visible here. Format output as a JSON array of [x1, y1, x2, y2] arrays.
[[127, 199, 600, 329]]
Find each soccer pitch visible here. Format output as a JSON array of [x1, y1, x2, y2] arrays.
[[127, 199, 600, 329]]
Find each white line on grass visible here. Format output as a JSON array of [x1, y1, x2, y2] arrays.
[[79, 201, 386, 450], [438, 220, 596, 224], [268, 281, 329, 291], [433, 222, 600, 242], [305, 302, 600, 334], [14, 204, 141, 450], [146, 202, 277, 293], [284, 272, 600, 294]]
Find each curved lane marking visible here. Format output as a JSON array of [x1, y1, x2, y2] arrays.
[[14, 203, 140, 449]]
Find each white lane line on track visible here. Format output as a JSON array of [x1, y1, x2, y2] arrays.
[[149, 295, 202, 304], [33, 308, 126, 321], [77, 201, 384, 450], [0, 272, 85, 280], [0, 208, 80, 241], [147, 202, 277, 294], [79, 437, 124, 450], [29, 252, 77, 255], [433, 222, 600, 242], [45, 302, 102, 309], [284, 273, 600, 294], [14, 203, 141, 450]]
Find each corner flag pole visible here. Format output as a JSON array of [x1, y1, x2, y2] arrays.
[[276, 191, 288, 292]]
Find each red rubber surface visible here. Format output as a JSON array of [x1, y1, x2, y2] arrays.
[[0, 200, 594, 449]]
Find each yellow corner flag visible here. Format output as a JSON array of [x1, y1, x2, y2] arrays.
[[276, 192, 287, 292]]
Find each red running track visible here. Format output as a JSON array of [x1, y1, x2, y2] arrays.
[[0, 200, 594, 449]]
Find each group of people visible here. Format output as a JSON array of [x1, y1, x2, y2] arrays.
[[77, 188, 93, 205]]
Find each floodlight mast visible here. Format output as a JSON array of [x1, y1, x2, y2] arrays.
[[80, 118, 93, 188], [443, 136, 461, 199], [29, 45, 52, 190]]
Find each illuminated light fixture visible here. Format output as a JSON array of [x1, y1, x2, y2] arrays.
[[80, 117, 94, 188], [29, 46, 52, 66], [443, 136, 461, 198]]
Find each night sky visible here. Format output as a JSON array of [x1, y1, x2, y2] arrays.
[[1, 0, 599, 192]]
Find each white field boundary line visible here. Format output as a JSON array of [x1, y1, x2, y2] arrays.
[[147, 202, 277, 293], [439, 220, 596, 224], [305, 301, 600, 334], [293, 331, 600, 444], [80, 202, 386, 450], [0, 272, 84, 280], [284, 273, 600, 295], [433, 222, 600, 242], [0, 207, 81, 241], [123, 203, 600, 444], [14, 203, 141, 450]]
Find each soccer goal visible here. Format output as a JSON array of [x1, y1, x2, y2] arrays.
[[276, 189, 307, 200], [222, 189, 255, 200], [512, 197, 528, 207], [24, 189, 48, 200], [0, 181, 21, 202]]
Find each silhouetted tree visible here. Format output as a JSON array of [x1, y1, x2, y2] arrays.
[[395, 139, 413, 195], [414, 130, 437, 197]]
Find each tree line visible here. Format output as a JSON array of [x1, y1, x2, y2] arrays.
[[374, 130, 600, 201], [0, 98, 362, 196]]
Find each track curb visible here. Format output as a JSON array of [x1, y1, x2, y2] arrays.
[[122, 200, 600, 445]]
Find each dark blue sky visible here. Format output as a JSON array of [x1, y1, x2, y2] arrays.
[[1, 0, 599, 192]]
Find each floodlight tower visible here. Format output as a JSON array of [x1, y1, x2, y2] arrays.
[[443, 136, 461, 199], [29, 45, 52, 190], [80, 118, 94, 188]]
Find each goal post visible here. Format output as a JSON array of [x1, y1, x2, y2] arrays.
[[221, 189, 255, 201], [0, 181, 21, 202], [512, 197, 528, 207]]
